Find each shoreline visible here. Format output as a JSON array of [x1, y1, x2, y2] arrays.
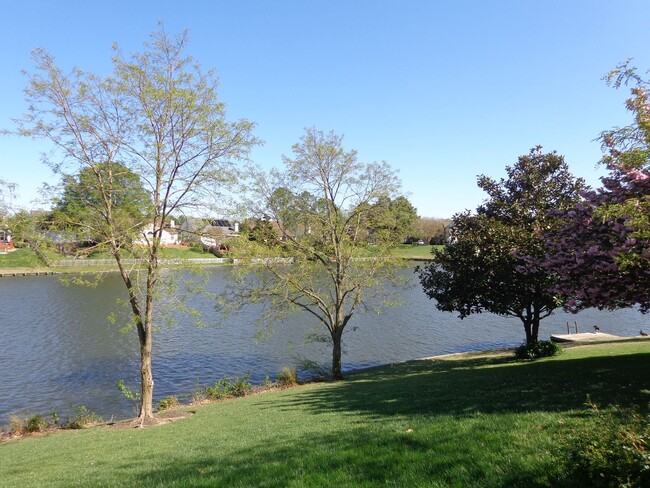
[[3, 339, 649, 441]]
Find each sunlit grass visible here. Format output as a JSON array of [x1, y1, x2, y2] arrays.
[[391, 243, 441, 259], [2, 341, 649, 487], [0, 248, 42, 268]]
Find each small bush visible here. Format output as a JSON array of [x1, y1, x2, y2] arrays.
[[67, 405, 102, 429], [277, 366, 298, 387], [7, 414, 26, 436], [26, 415, 49, 433], [562, 403, 650, 487], [202, 372, 253, 399], [157, 395, 179, 411], [514, 340, 562, 360]]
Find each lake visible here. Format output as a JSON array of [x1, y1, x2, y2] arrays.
[[1, 266, 647, 423]]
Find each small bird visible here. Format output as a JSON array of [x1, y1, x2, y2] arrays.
[[593, 325, 601, 332], [640, 330, 648, 336]]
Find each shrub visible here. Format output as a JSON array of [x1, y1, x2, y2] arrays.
[[202, 372, 252, 399], [562, 403, 650, 487], [7, 414, 26, 436], [26, 415, 49, 433], [157, 395, 179, 411], [514, 340, 562, 360], [67, 405, 102, 429], [116, 380, 141, 415], [277, 366, 298, 387]]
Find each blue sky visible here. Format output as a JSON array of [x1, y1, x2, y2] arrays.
[[2, 0, 649, 217]]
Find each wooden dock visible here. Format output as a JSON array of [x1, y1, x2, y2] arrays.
[[550, 332, 649, 343]]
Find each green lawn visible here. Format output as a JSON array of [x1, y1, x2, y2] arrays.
[[0, 248, 43, 268], [392, 243, 441, 259], [82, 246, 214, 260], [2, 341, 649, 487]]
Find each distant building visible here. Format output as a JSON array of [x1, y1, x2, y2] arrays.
[[0, 228, 14, 252], [180, 218, 239, 249], [135, 220, 181, 246]]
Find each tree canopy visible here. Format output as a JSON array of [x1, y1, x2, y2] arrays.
[[223, 128, 408, 379], [52, 162, 152, 250], [418, 147, 585, 345]]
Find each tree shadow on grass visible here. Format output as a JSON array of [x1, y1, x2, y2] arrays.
[[116, 423, 558, 488], [52, 351, 650, 488], [265, 352, 650, 420]]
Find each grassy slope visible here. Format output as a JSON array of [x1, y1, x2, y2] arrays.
[[1, 341, 649, 487]]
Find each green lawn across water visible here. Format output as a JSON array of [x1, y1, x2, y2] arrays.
[[391, 243, 441, 259], [0, 248, 42, 268], [2, 341, 649, 487]]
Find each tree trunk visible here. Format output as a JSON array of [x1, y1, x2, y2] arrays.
[[138, 243, 159, 420], [331, 328, 344, 380], [522, 310, 540, 346], [138, 329, 154, 419]]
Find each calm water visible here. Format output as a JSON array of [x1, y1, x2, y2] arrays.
[[0, 267, 647, 423]]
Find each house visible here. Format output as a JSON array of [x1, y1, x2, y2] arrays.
[[135, 220, 181, 246], [0, 227, 14, 252], [180, 218, 239, 249]]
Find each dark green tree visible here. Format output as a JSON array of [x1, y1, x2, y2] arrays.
[[418, 147, 584, 345], [52, 162, 152, 251]]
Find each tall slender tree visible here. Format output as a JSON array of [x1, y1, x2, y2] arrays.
[[224, 128, 407, 379], [15, 29, 257, 420]]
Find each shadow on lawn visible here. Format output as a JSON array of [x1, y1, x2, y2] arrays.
[[102, 352, 650, 488], [126, 424, 555, 488], [270, 351, 650, 419]]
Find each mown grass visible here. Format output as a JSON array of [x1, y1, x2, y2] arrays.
[[1, 341, 649, 487], [82, 246, 213, 260], [392, 243, 442, 259], [0, 248, 42, 268]]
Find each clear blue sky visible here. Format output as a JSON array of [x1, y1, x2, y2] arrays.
[[2, 0, 649, 217]]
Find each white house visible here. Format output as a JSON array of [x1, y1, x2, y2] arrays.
[[135, 222, 180, 246]]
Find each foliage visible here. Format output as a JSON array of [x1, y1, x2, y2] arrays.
[[51, 162, 152, 253], [7, 414, 27, 436], [543, 62, 650, 314], [276, 366, 298, 387], [360, 195, 419, 243], [200, 372, 253, 399], [562, 402, 650, 487], [116, 380, 141, 416], [514, 340, 562, 360], [15, 28, 257, 419], [157, 396, 179, 411], [26, 414, 49, 433], [66, 405, 102, 429], [418, 147, 584, 345], [223, 128, 408, 379], [412, 217, 452, 244]]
